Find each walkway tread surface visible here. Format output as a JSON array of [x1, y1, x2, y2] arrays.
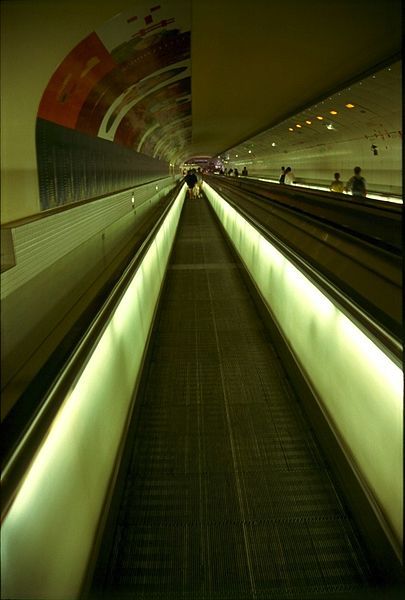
[[93, 195, 374, 599]]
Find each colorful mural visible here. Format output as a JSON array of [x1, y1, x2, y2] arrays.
[[37, 32, 117, 130], [37, 1, 191, 164]]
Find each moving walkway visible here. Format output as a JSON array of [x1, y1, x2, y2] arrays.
[[1, 182, 402, 599]]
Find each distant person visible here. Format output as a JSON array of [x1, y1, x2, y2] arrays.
[[234, 168, 239, 177], [185, 169, 197, 199], [329, 172, 345, 193], [196, 168, 203, 198], [242, 166, 248, 176], [279, 166, 286, 184], [228, 168, 234, 176], [345, 166, 367, 197], [284, 166, 295, 185]]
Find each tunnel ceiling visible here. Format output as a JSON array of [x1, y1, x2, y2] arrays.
[[224, 60, 402, 169], [37, 0, 402, 166]]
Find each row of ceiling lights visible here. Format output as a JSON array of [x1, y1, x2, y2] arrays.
[[230, 111, 355, 156], [226, 65, 396, 159], [288, 103, 355, 131], [230, 102, 358, 156]]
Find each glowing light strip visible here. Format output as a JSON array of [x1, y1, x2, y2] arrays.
[[205, 181, 403, 556]]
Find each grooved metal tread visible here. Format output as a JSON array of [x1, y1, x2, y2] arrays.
[[92, 195, 375, 599]]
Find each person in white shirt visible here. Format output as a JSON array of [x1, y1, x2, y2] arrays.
[[284, 166, 295, 185], [195, 168, 204, 198]]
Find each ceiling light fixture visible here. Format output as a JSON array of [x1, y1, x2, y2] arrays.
[[288, 127, 294, 131], [330, 110, 338, 115], [305, 120, 312, 125], [316, 116, 323, 120], [345, 103, 355, 108]]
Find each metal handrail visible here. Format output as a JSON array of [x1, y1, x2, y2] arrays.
[[1, 182, 184, 521]]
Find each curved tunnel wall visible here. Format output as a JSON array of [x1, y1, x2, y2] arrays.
[[35, 1, 191, 210], [223, 61, 402, 196], [1, 0, 191, 222], [1, 1, 401, 223], [1, 1, 136, 222]]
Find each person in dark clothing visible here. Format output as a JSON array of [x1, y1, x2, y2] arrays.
[[185, 169, 198, 198], [242, 166, 248, 176], [345, 166, 367, 197], [279, 166, 286, 183]]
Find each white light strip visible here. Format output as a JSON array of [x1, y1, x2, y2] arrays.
[[205, 181, 403, 557], [257, 178, 402, 204], [1, 185, 187, 600]]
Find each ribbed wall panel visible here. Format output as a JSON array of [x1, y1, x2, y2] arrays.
[[1, 178, 175, 299], [36, 119, 169, 210]]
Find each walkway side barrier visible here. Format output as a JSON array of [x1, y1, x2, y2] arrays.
[[205, 182, 403, 579], [1, 185, 187, 600]]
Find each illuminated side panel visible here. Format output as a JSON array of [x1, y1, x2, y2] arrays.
[[205, 182, 403, 558], [1, 185, 186, 600], [257, 178, 402, 204]]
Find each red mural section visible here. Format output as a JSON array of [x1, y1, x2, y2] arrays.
[[114, 77, 191, 152], [37, 2, 191, 163], [104, 66, 187, 135], [142, 97, 191, 158], [37, 33, 117, 130], [76, 30, 190, 139]]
